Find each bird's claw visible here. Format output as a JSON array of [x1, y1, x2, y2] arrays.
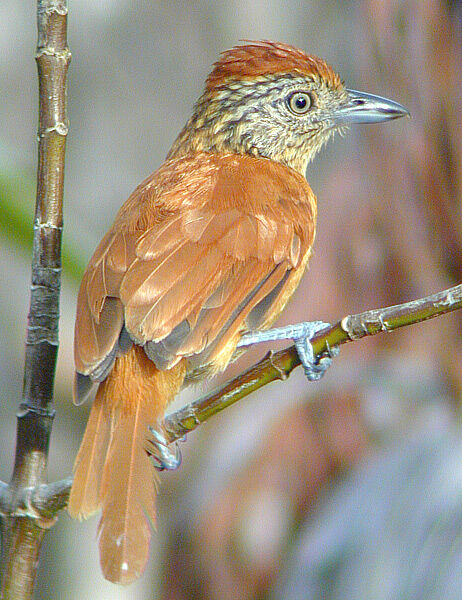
[[146, 427, 182, 471], [292, 321, 338, 381], [238, 320, 339, 381]]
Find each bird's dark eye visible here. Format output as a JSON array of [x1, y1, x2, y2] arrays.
[[287, 91, 313, 115]]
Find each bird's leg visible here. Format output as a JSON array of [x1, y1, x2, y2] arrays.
[[237, 321, 339, 381], [146, 427, 182, 471]]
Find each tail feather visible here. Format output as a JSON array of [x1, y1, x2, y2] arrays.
[[68, 345, 185, 584], [68, 389, 111, 518], [98, 399, 157, 584]]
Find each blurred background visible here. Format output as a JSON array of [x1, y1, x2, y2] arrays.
[[1, 0, 462, 598]]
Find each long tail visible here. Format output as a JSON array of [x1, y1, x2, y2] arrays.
[[68, 345, 185, 584]]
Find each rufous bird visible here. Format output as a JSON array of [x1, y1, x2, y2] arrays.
[[68, 41, 408, 583]]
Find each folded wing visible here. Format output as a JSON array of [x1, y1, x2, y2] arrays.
[[74, 154, 316, 400]]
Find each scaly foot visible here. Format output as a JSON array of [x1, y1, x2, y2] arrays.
[[237, 321, 338, 381], [146, 427, 182, 471]]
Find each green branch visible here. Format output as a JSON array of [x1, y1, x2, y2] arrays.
[[160, 283, 462, 442], [13, 282, 460, 519]]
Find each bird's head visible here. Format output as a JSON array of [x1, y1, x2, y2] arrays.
[[168, 41, 409, 174]]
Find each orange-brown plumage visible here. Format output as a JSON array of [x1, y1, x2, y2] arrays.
[[74, 153, 316, 379], [69, 346, 185, 583], [206, 41, 342, 91], [69, 41, 408, 584], [69, 151, 316, 583]]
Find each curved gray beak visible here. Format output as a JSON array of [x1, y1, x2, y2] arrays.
[[333, 89, 410, 125]]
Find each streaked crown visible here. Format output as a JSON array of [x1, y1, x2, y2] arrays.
[[167, 42, 349, 174], [206, 41, 342, 91]]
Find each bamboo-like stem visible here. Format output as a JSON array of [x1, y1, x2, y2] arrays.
[[12, 283, 462, 518], [0, 2, 70, 598]]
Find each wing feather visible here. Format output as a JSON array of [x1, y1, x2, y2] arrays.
[[195, 261, 291, 366], [74, 153, 316, 379], [182, 261, 287, 359]]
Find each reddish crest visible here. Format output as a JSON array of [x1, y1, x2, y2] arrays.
[[206, 41, 342, 91]]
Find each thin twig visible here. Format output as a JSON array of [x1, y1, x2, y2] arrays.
[[16, 283, 461, 519], [160, 283, 462, 441], [0, 2, 70, 598]]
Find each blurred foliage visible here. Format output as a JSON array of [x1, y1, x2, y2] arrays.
[[0, 169, 86, 282]]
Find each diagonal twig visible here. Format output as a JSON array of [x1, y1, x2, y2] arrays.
[[14, 283, 461, 518], [160, 283, 462, 442]]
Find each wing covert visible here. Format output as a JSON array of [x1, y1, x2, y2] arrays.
[[74, 153, 316, 391]]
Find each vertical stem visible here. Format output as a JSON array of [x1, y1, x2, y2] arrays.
[[0, 2, 70, 598]]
